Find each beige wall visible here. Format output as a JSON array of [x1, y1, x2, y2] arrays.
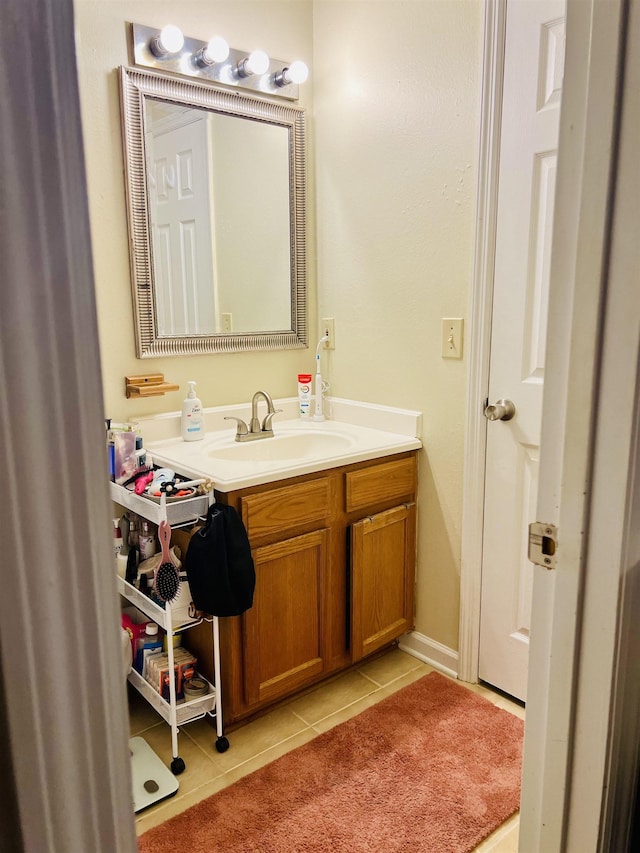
[[75, 0, 482, 652], [312, 0, 481, 649]]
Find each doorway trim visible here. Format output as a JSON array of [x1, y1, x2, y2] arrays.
[[458, 0, 506, 684], [461, 0, 637, 847]]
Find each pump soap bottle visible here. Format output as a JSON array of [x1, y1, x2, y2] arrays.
[[113, 518, 124, 573], [181, 380, 204, 442]]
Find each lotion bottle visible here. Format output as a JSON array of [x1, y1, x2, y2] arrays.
[[181, 380, 204, 441]]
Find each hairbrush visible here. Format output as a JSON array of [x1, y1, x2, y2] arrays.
[[154, 519, 180, 603]]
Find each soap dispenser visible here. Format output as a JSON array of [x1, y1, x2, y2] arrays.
[[181, 380, 204, 441]]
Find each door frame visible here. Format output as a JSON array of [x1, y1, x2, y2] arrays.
[[458, 0, 507, 686], [461, 0, 638, 847], [0, 0, 137, 849], [521, 0, 638, 846]]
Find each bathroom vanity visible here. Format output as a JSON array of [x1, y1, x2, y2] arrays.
[[141, 400, 421, 726], [216, 452, 417, 723]]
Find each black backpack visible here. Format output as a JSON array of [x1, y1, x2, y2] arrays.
[[184, 503, 255, 617]]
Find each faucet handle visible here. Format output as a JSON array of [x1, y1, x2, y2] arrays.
[[224, 416, 249, 438], [261, 409, 282, 432]]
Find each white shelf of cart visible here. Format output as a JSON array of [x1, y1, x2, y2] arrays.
[[127, 668, 216, 726], [117, 576, 201, 633], [110, 481, 209, 526]]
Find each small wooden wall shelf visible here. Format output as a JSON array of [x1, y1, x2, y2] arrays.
[[125, 373, 180, 398]]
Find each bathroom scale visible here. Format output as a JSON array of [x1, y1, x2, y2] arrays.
[[130, 736, 179, 813]]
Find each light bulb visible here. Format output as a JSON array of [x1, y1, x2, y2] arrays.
[[150, 25, 184, 57], [286, 60, 309, 85], [274, 59, 309, 88], [195, 35, 230, 67], [204, 36, 230, 63], [246, 49, 270, 75]]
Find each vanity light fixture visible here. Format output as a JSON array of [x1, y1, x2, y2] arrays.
[[235, 49, 270, 78], [194, 36, 230, 68], [130, 23, 308, 101], [149, 25, 184, 58], [274, 60, 309, 87]]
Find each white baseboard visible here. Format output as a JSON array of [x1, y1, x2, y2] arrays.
[[399, 631, 459, 679]]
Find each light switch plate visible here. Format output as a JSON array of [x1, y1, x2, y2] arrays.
[[442, 318, 464, 359]]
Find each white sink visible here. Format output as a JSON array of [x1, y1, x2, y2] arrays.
[[146, 416, 422, 492], [205, 429, 354, 462]]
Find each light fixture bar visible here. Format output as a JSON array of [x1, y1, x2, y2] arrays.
[[131, 23, 304, 101]]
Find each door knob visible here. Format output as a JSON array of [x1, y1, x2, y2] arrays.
[[484, 399, 516, 421]]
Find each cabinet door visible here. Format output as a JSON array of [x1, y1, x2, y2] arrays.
[[351, 504, 416, 661], [243, 529, 328, 706]]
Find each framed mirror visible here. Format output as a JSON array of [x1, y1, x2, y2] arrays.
[[119, 66, 307, 357]]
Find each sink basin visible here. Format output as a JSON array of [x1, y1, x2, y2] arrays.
[[206, 430, 354, 462]]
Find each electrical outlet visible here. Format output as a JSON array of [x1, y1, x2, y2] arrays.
[[221, 313, 233, 333], [322, 318, 335, 349], [442, 318, 464, 359]]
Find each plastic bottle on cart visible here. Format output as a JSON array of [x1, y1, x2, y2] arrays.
[[121, 614, 145, 663], [138, 520, 157, 560], [113, 518, 123, 564], [135, 622, 163, 675], [128, 514, 139, 551]]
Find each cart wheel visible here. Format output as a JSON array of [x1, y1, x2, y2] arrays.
[[171, 756, 186, 775], [215, 736, 230, 753]]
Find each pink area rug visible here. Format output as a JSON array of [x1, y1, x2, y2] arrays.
[[138, 671, 523, 853]]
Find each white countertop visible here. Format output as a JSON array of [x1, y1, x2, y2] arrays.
[[139, 398, 422, 492]]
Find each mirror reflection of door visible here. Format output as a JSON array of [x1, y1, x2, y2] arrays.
[[211, 114, 291, 334], [144, 99, 292, 337], [146, 104, 217, 335]]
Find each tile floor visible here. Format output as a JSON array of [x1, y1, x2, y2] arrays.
[[131, 647, 524, 850]]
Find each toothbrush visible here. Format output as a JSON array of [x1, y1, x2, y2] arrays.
[[313, 335, 329, 421]]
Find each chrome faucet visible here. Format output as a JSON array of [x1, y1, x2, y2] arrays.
[[225, 390, 281, 442]]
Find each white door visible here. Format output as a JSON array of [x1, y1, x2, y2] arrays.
[[478, 0, 565, 701], [148, 114, 217, 336]]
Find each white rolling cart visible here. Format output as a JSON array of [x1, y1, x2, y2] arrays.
[[112, 481, 229, 778]]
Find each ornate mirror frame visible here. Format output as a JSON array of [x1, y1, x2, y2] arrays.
[[119, 66, 307, 357]]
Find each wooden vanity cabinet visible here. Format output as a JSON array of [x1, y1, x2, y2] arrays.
[[216, 451, 417, 725]]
